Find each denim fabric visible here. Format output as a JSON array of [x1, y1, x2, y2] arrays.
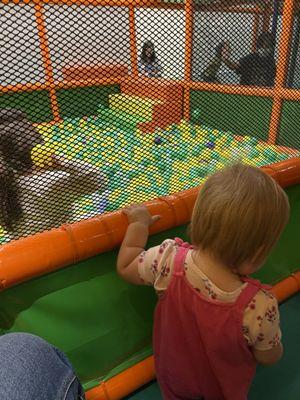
[[0, 333, 85, 400]]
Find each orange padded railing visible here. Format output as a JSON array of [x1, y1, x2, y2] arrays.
[[1, 157, 300, 291]]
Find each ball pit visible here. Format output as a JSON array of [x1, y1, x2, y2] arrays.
[[35, 116, 294, 218], [0, 115, 296, 244]]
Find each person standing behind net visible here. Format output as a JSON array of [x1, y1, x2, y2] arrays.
[[201, 41, 230, 83], [138, 41, 162, 78], [222, 31, 277, 87], [0, 109, 107, 240], [117, 164, 289, 400]]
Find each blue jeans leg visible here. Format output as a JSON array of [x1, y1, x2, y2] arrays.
[[0, 332, 85, 400]]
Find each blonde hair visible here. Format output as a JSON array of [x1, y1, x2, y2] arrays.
[[190, 164, 290, 269]]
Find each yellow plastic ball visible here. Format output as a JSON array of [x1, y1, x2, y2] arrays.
[[31, 144, 54, 168]]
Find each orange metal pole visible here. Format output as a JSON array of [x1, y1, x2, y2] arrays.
[[251, 13, 260, 52], [129, 5, 139, 78], [0, 82, 50, 94], [0, 0, 262, 10], [183, 0, 193, 120], [1, 0, 158, 5], [34, 4, 60, 122], [194, 4, 262, 14], [268, 0, 295, 144], [186, 81, 274, 97], [262, 2, 272, 31]]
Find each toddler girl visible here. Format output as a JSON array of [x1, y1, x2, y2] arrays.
[[117, 164, 290, 400]]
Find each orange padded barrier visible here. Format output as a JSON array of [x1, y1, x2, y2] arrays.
[[86, 356, 155, 400], [120, 77, 184, 132], [121, 77, 183, 102], [0, 158, 300, 291], [272, 271, 300, 302]]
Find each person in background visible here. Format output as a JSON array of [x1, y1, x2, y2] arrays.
[[117, 164, 289, 400], [201, 41, 230, 83], [138, 40, 162, 78], [222, 31, 276, 86], [0, 109, 107, 240], [0, 332, 85, 399]]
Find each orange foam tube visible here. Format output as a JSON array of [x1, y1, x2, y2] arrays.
[[0, 158, 300, 290], [86, 356, 155, 400], [271, 271, 300, 302], [84, 271, 300, 400]]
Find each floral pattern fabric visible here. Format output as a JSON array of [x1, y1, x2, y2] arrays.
[[138, 239, 281, 351]]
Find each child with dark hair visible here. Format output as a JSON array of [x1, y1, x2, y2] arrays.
[[138, 41, 162, 78], [0, 109, 107, 239]]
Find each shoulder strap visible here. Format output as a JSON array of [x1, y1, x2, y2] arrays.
[[173, 247, 189, 277], [235, 279, 262, 311]]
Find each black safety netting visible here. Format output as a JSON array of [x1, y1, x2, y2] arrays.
[[0, 0, 299, 243]]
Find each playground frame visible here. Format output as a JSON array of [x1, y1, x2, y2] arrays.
[[0, 0, 298, 143]]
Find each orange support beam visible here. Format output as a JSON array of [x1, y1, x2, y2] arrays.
[[1, 0, 158, 5], [251, 13, 260, 52], [268, 0, 295, 144], [262, 1, 273, 31], [0, 81, 50, 94], [183, 0, 193, 120], [187, 81, 274, 97], [129, 5, 139, 78], [34, 4, 60, 122]]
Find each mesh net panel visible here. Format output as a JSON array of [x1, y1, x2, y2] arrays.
[[0, 0, 299, 243]]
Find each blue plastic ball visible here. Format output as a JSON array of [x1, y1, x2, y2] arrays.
[[154, 137, 163, 145], [205, 141, 215, 150]]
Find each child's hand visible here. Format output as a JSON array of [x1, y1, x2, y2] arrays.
[[51, 154, 65, 168], [123, 205, 160, 227], [221, 42, 231, 60]]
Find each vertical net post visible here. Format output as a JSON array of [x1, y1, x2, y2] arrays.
[[183, 0, 193, 120], [262, 2, 273, 31], [34, 3, 60, 122], [129, 5, 138, 77], [251, 12, 260, 52], [268, 0, 295, 144]]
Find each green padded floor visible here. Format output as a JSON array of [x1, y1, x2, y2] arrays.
[[125, 293, 300, 400]]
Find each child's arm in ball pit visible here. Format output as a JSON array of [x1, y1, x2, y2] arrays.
[[117, 205, 160, 285], [52, 155, 108, 197]]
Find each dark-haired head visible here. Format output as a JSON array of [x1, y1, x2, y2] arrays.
[[141, 41, 156, 64], [257, 31, 275, 50], [0, 109, 43, 232], [0, 153, 23, 232]]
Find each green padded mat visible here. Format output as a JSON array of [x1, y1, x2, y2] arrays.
[[126, 293, 300, 400]]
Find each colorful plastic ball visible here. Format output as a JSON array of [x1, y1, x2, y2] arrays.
[[205, 141, 215, 150], [154, 137, 163, 145]]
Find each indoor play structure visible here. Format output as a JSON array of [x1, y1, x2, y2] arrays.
[[1, 0, 300, 398]]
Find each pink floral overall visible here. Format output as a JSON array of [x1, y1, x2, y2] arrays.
[[153, 239, 267, 400]]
